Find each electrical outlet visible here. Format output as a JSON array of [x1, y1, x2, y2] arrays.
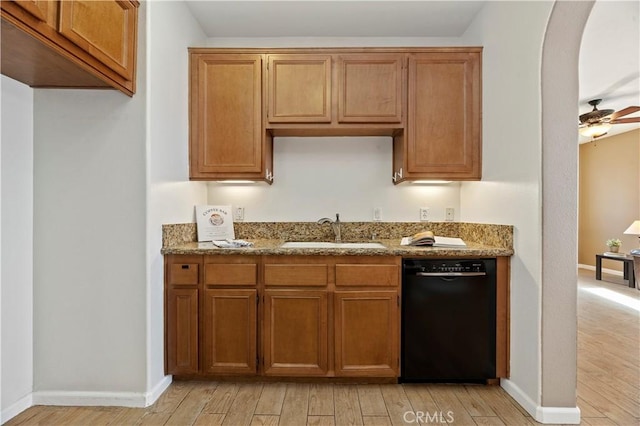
[[445, 207, 455, 221], [373, 207, 382, 222], [234, 207, 245, 221], [420, 207, 429, 222]]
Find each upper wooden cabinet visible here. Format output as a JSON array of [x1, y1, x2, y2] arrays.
[[267, 54, 332, 123], [1, 0, 138, 96], [12, 1, 54, 24], [266, 52, 405, 130], [188, 47, 481, 182], [58, 0, 137, 81], [189, 52, 273, 183], [394, 50, 482, 181], [337, 54, 404, 124]]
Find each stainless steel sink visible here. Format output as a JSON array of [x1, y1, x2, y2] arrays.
[[281, 241, 385, 249]]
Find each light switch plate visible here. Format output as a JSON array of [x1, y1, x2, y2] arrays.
[[445, 207, 455, 221], [234, 207, 245, 221], [373, 207, 382, 222]]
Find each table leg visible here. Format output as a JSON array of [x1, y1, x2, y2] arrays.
[[595, 255, 602, 280]]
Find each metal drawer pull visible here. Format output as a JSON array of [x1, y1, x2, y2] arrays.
[[181, 265, 190, 269]]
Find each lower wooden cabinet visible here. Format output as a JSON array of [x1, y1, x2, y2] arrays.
[[263, 289, 329, 376], [334, 291, 399, 377], [165, 255, 260, 376], [166, 287, 199, 374], [202, 288, 257, 375], [165, 254, 400, 378], [262, 256, 399, 378]]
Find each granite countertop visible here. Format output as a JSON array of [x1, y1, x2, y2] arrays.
[[161, 238, 513, 257]]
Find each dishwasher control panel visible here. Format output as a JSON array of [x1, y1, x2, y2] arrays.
[[404, 259, 487, 275]]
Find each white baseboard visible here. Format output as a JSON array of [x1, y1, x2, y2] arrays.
[[536, 406, 581, 424], [501, 379, 581, 424], [145, 375, 172, 406], [32, 390, 148, 407], [1, 393, 33, 424], [578, 263, 623, 277], [4, 375, 172, 422], [500, 379, 538, 418]]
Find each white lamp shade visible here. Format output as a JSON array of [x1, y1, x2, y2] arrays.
[[579, 122, 612, 138], [623, 220, 640, 235]]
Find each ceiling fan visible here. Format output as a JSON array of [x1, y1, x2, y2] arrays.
[[579, 99, 640, 138]]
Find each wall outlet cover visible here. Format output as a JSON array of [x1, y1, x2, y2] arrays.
[[234, 207, 245, 221], [420, 207, 429, 221]]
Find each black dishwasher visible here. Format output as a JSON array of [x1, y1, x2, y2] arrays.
[[401, 258, 496, 383]]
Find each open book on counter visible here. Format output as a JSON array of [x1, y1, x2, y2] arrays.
[[400, 231, 467, 248]]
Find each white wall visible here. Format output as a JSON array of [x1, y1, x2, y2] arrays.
[[1, 76, 34, 420], [459, 0, 554, 411], [32, 8, 148, 398], [208, 137, 461, 222], [146, 0, 207, 393]]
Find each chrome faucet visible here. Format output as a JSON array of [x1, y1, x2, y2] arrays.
[[318, 213, 342, 243]]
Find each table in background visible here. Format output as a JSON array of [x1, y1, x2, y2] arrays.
[[595, 253, 636, 288]]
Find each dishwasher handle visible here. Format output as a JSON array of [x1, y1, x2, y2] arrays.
[[415, 271, 486, 277]]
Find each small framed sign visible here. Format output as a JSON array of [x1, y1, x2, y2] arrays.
[[195, 205, 235, 242]]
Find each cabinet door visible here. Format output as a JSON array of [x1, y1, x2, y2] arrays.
[[190, 53, 268, 180], [337, 54, 404, 123], [58, 0, 137, 80], [267, 54, 332, 123], [406, 52, 481, 179], [263, 289, 328, 376], [166, 288, 199, 374], [202, 289, 257, 375], [334, 291, 399, 377], [12, 0, 54, 24]]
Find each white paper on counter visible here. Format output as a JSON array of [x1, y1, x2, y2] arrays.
[[195, 205, 235, 242]]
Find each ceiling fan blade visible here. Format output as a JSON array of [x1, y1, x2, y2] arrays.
[[611, 117, 640, 124], [610, 106, 640, 120]]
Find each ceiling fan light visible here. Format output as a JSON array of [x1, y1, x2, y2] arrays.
[[579, 122, 612, 138]]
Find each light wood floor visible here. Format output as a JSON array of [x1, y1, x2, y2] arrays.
[[6, 269, 639, 426]]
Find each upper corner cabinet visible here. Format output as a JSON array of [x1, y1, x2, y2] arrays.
[[1, 0, 139, 96], [394, 50, 482, 182], [267, 54, 332, 123], [58, 0, 137, 81], [337, 54, 404, 124], [189, 52, 273, 183]]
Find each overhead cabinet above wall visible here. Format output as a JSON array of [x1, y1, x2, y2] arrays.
[[393, 51, 482, 181], [266, 53, 404, 128], [1, 0, 138, 96], [189, 52, 273, 183], [188, 47, 482, 183]]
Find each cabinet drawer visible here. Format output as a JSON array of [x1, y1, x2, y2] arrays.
[[168, 263, 199, 285], [264, 264, 328, 286], [204, 263, 257, 286], [335, 264, 399, 287]]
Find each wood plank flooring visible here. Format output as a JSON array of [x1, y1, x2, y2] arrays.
[[6, 268, 639, 426]]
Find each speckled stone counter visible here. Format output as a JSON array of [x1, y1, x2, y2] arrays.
[[161, 222, 514, 257]]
